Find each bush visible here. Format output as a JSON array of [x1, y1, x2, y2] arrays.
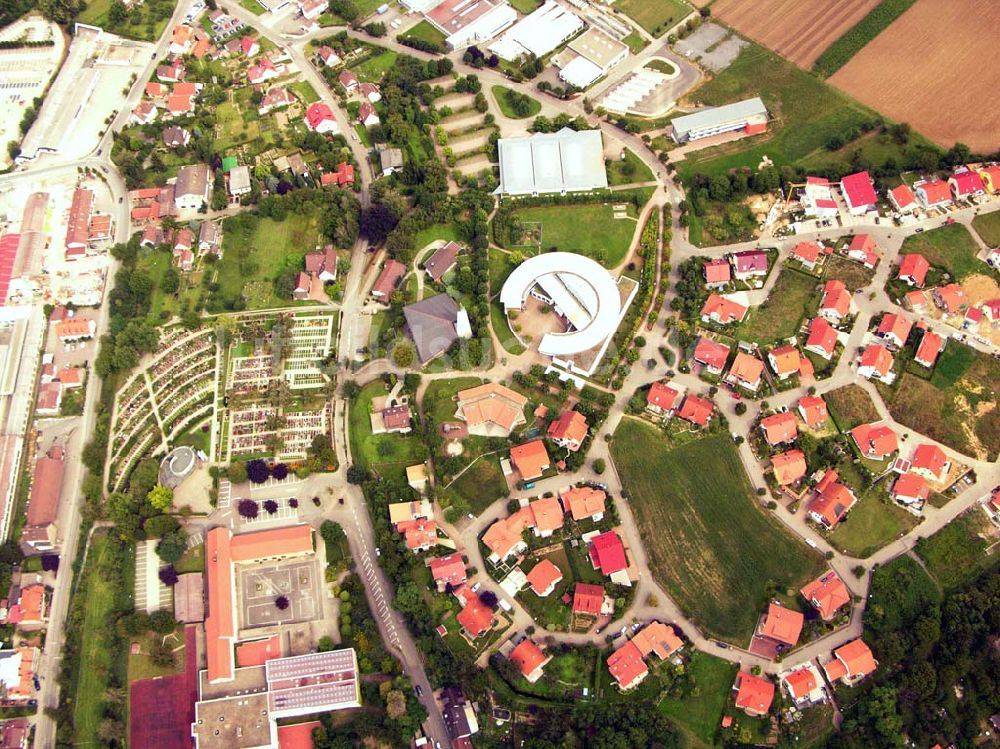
[[263, 499, 279, 515], [159, 565, 179, 586], [275, 595, 290, 610], [227, 461, 247, 483], [271, 463, 289, 480], [237, 499, 259, 519], [246, 459, 270, 484], [593, 458, 606, 475]]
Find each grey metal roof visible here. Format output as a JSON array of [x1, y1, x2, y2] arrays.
[[671, 96, 767, 137]]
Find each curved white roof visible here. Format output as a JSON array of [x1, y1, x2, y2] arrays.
[[500, 252, 621, 356]]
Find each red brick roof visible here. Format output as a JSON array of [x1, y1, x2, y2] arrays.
[[735, 672, 774, 715], [820, 280, 851, 317], [456, 593, 493, 638], [859, 344, 894, 377], [525, 559, 563, 596], [26, 446, 64, 526], [701, 293, 747, 324], [832, 638, 877, 679], [510, 439, 550, 480], [429, 554, 467, 586], [798, 395, 828, 428], [760, 412, 798, 445], [547, 409, 588, 447], [800, 570, 850, 620], [646, 381, 680, 410], [677, 394, 713, 426], [911, 443, 947, 478], [607, 640, 647, 689], [760, 602, 804, 646], [840, 171, 877, 209], [588, 531, 627, 576], [851, 422, 898, 458], [892, 472, 930, 502], [792, 241, 821, 264], [805, 317, 837, 356], [898, 253, 930, 286], [693, 337, 730, 370], [560, 486, 606, 521], [730, 352, 764, 386], [784, 668, 817, 700], [510, 639, 548, 679], [703, 258, 731, 284], [772, 449, 807, 485], [572, 582, 604, 616], [877, 313, 912, 345]]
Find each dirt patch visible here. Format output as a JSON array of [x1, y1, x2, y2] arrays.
[[961, 273, 1000, 305], [830, 0, 1000, 150], [712, 0, 880, 69]]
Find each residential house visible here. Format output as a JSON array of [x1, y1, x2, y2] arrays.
[[808, 469, 857, 529], [20, 446, 65, 553], [891, 472, 930, 508], [800, 176, 838, 218], [693, 337, 730, 374], [978, 164, 1000, 193], [482, 508, 534, 562], [839, 171, 877, 215], [429, 554, 467, 590], [240, 35, 260, 56], [905, 289, 927, 312], [358, 101, 380, 127], [454, 382, 528, 436], [174, 164, 211, 211], [510, 639, 550, 683], [729, 351, 764, 391], [734, 672, 775, 716], [888, 184, 917, 213], [798, 395, 828, 429], [166, 93, 193, 116], [760, 412, 798, 446], [607, 641, 647, 690], [730, 250, 769, 282], [360, 82, 381, 102], [701, 294, 748, 325], [35, 383, 61, 415], [55, 318, 96, 342], [424, 241, 461, 282], [560, 486, 606, 522], [846, 234, 878, 269], [338, 69, 358, 91], [703, 258, 731, 288], [768, 344, 801, 380], [258, 86, 295, 115], [910, 443, 949, 482], [156, 61, 185, 82], [0, 647, 39, 703], [528, 496, 563, 537], [588, 530, 629, 586], [645, 381, 680, 416], [162, 125, 190, 147], [198, 221, 222, 255], [915, 179, 951, 209], [130, 100, 158, 125], [949, 168, 985, 200], [800, 570, 850, 620], [299, 0, 327, 19], [3, 582, 47, 628], [178, 249, 194, 272], [547, 409, 588, 451], [772, 449, 807, 485], [983, 298, 1000, 323], [304, 102, 339, 134], [898, 253, 930, 286], [822, 639, 877, 686], [292, 271, 311, 300], [371, 259, 406, 298], [318, 45, 341, 67], [791, 241, 822, 271], [818, 280, 852, 321], [858, 344, 894, 384], [407, 463, 429, 493], [173, 227, 194, 254], [804, 317, 838, 359], [145, 81, 167, 98], [676, 394, 713, 427], [321, 161, 355, 187], [456, 591, 494, 640], [510, 439, 550, 480], [851, 422, 898, 460], [402, 294, 471, 362], [572, 582, 605, 617], [304, 245, 338, 282], [782, 666, 825, 707], [525, 559, 562, 597], [247, 57, 281, 84], [934, 283, 968, 314], [169, 24, 195, 55], [876, 313, 912, 348], [632, 621, 683, 662], [228, 165, 252, 197], [759, 602, 804, 648], [378, 146, 404, 176]]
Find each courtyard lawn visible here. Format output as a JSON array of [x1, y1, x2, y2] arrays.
[[422, 376, 485, 424], [615, 0, 691, 36], [886, 343, 1000, 461], [290, 80, 319, 104], [213, 211, 322, 312], [349, 380, 430, 482], [824, 384, 880, 432], [353, 49, 399, 82], [823, 253, 875, 290], [737, 268, 818, 344], [606, 148, 655, 186], [611, 420, 823, 641], [622, 31, 647, 54], [491, 85, 542, 120], [898, 223, 982, 280], [972, 210, 1000, 248], [399, 20, 447, 48], [829, 489, 918, 558], [915, 511, 998, 591], [413, 223, 460, 250], [658, 650, 736, 746], [510, 202, 639, 268], [488, 249, 527, 355], [445, 455, 508, 515]]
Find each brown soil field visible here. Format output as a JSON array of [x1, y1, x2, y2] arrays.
[[830, 0, 1000, 151], [711, 0, 880, 69]]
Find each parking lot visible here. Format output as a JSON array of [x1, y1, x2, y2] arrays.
[[239, 559, 319, 629]]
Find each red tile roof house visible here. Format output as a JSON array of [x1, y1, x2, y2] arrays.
[[247, 56, 281, 85], [730, 250, 769, 282], [510, 439, 551, 481], [758, 602, 804, 648], [429, 553, 467, 591], [846, 234, 879, 269], [822, 638, 878, 686], [734, 672, 775, 716], [370, 259, 406, 299], [646, 381, 681, 417], [798, 395, 828, 429], [528, 496, 563, 538], [693, 337, 730, 374], [525, 559, 563, 597], [358, 101, 380, 127], [360, 82, 382, 102], [676, 394, 713, 427], [904, 289, 927, 312], [804, 317, 838, 360], [800, 570, 850, 620], [292, 271, 311, 300], [876, 313, 913, 348], [808, 469, 857, 529], [304, 245, 338, 282], [760, 412, 798, 447], [983, 298, 1000, 323], [897, 253, 930, 287], [857, 344, 895, 384], [767, 344, 801, 381], [338, 69, 359, 91], [915, 178, 952, 209], [782, 666, 824, 707], [839, 171, 877, 215], [701, 294, 748, 325], [964, 306, 984, 330], [791, 241, 822, 271], [728, 351, 764, 391], [572, 582, 605, 617], [980, 164, 1000, 193], [304, 101, 339, 134], [588, 531, 630, 586], [818, 280, 853, 321], [772, 449, 807, 485], [851, 422, 899, 460], [888, 183, 917, 213], [547, 409, 588, 451], [891, 472, 930, 509], [703, 258, 731, 288], [561, 486, 606, 522], [910, 443, 950, 482], [456, 591, 494, 640], [510, 638, 551, 683], [933, 283, 968, 314], [607, 640, 648, 690], [949, 168, 985, 200]]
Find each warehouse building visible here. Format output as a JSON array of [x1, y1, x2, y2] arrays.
[[670, 96, 768, 143], [488, 1, 583, 61], [557, 26, 629, 90], [496, 127, 607, 196], [426, 0, 516, 50]]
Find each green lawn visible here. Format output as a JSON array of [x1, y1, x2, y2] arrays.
[[676, 41, 925, 182], [72, 532, 133, 747], [77, 0, 175, 41], [915, 512, 998, 591], [615, 0, 691, 36], [422, 377, 484, 423], [517, 546, 576, 631], [349, 380, 430, 482], [606, 148, 655, 186], [353, 49, 399, 83], [290, 80, 320, 104], [886, 343, 1000, 461], [622, 31, 647, 54], [972, 210, 1000, 249], [898, 224, 983, 280], [446, 456, 508, 515], [212, 211, 322, 312], [240, 0, 266, 13], [175, 543, 205, 574], [487, 249, 527, 355], [658, 651, 737, 746], [510, 202, 639, 268], [829, 490, 918, 558], [399, 19, 447, 48], [736, 268, 817, 344], [413, 223, 460, 250], [825, 384, 880, 432], [490, 85, 542, 120], [611, 421, 823, 641], [507, 0, 541, 12]]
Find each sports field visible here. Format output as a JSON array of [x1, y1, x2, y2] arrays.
[[712, 0, 880, 69], [611, 421, 823, 641], [830, 0, 1000, 150]]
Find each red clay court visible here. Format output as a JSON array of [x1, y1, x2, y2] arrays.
[[129, 624, 198, 749]]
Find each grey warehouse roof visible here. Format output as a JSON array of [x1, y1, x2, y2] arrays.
[[497, 127, 608, 195], [671, 96, 767, 138]]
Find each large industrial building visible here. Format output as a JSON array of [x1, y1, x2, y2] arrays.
[[557, 26, 629, 90], [670, 96, 768, 143], [424, 0, 516, 50], [496, 128, 608, 196], [488, 1, 583, 61]]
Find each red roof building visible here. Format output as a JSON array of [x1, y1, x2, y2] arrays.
[[898, 253, 930, 287], [759, 602, 804, 646], [572, 582, 604, 616], [772, 449, 807, 485], [560, 486, 606, 522], [646, 381, 680, 414], [588, 531, 628, 581], [823, 638, 878, 684], [819, 280, 852, 320], [370, 259, 406, 298], [547, 409, 588, 451], [783, 668, 820, 703], [510, 639, 550, 683], [797, 395, 828, 428], [791, 241, 822, 269], [510, 439, 550, 480], [888, 184, 917, 213], [456, 593, 494, 639], [858, 344, 894, 382], [734, 672, 775, 716], [676, 394, 713, 427], [703, 258, 731, 287], [276, 721, 322, 749], [607, 641, 648, 690], [949, 169, 985, 199], [730, 250, 769, 279], [800, 570, 850, 620], [804, 317, 838, 359], [877, 313, 912, 348], [934, 283, 968, 314], [760, 412, 798, 446], [693, 337, 730, 373], [701, 294, 748, 325], [916, 179, 951, 208], [851, 422, 898, 459], [304, 102, 337, 133], [891, 472, 930, 506], [847, 234, 878, 268], [525, 559, 563, 597], [809, 469, 857, 529], [729, 351, 764, 390], [429, 554, 467, 588], [840, 171, 877, 214], [65, 188, 93, 250], [767, 344, 801, 380], [910, 443, 949, 481]]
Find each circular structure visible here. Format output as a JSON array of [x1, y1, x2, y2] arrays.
[[500, 251, 622, 358], [159, 446, 197, 489]]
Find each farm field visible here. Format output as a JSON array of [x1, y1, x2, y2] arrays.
[[915, 512, 998, 591], [611, 421, 823, 642], [897, 224, 982, 280], [829, 489, 918, 558], [657, 651, 736, 747], [615, 0, 692, 36], [824, 384, 880, 431], [812, 0, 918, 76], [510, 202, 639, 268], [711, 0, 881, 69], [972, 210, 1000, 249], [830, 0, 1000, 151], [736, 268, 817, 343]]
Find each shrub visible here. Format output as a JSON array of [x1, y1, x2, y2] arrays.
[[593, 458, 606, 475], [275, 595, 290, 610], [237, 499, 260, 519], [263, 499, 279, 515], [271, 463, 289, 480], [246, 459, 270, 484], [159, 565, 179, 586]]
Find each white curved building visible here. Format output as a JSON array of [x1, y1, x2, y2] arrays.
[[500, 252, 635, 375]]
